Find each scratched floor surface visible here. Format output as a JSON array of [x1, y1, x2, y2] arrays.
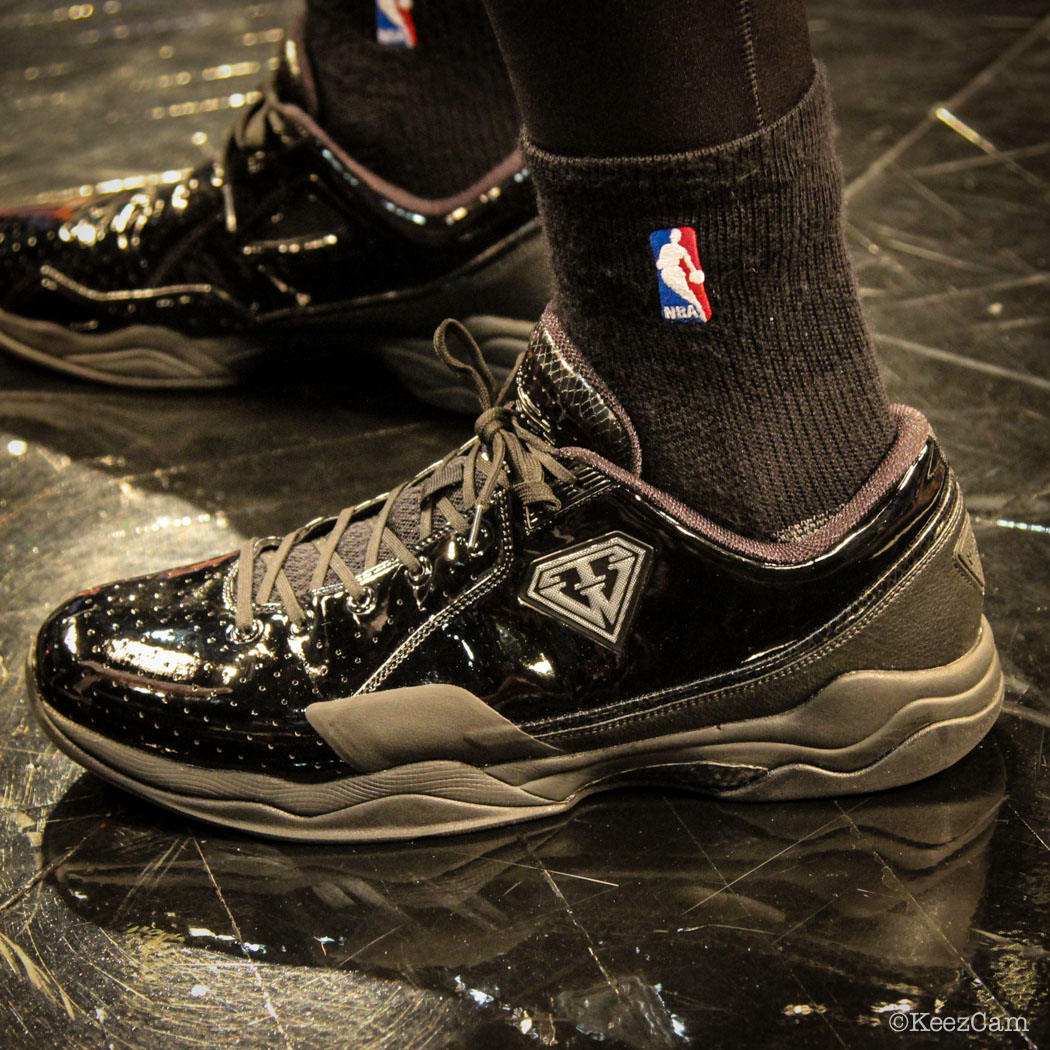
[[1, 1, 1049, 1047]]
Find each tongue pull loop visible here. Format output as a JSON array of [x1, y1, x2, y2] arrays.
[[273, 18, 322, 118]]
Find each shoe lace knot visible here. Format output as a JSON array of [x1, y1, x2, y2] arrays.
[[233, 319, 573, 632], [74, 84, 289, 247]]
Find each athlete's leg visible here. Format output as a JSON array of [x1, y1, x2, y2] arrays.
[[306, 0, 519, 196], [481, 0, 894, 539]]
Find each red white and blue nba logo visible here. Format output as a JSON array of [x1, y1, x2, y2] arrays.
[[376, 0, 417, 47], [649, 227, 711, 323]]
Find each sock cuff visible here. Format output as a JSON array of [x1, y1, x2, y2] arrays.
[[522, 62, 848, 342], [564, 405, 931, 564], [521, 63, 828, 187]]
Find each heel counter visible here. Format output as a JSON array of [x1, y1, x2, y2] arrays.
[[858, 475, 985, 670], [953, 512, 987, 595]]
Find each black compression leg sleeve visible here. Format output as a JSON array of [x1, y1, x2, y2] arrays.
[[483, 0, 814, 156]]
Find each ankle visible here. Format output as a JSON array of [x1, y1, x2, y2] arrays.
[[526, 69, 895, 538], [304, 0, 519, 197]]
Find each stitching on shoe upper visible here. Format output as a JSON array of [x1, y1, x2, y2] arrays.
[[357, 494, 515, 694], [527, 480, 964, 740]]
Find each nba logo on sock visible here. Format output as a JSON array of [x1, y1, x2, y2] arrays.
[[650, 227, 711, 323], [376, 0, 417, 47]]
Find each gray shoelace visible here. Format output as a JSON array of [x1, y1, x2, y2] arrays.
[[234, 319, 574, 632], [84, 82, 287, 241], [216, 81, 289, 233]]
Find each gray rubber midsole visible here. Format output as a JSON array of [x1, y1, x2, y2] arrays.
[[502, 619, 1003, 789], [32, 619, 1001, 838], [0, 311, 257, 386]]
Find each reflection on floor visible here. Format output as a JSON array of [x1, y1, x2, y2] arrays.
[[1, 1, 1049, 1047]]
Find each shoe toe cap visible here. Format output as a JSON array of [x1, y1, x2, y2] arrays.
[[33, 559, 237, 741], [32, 557, 346, 776]]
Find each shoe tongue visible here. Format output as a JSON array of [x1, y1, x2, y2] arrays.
[[513, 311, 641, 474], [257, 312, 640, 598], [273, 19, 321, 117]]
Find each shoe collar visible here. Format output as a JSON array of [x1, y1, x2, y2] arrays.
[[269, 22, 533, 233], [515, 309, 934, 566], [273, 16, 322, 119], [513, 308, 643, 476]]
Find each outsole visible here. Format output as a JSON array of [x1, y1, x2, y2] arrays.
[[27, 620, 1005, 843]]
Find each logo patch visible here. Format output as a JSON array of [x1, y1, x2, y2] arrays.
[[520, 532, 653, 652], [376, 0, 417, 47], [650, 226, 711, 323]]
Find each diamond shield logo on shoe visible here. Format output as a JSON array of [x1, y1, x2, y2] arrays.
[[376, 0, 417, 47], [650, 227, 711, 323], [520, 532, 654, 652]]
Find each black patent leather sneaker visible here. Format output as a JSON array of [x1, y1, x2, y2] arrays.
[[30, 311, 1004, 842], [0, 27, 549, 410]]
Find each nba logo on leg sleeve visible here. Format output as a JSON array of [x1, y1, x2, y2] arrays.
[[376, 0, 417, 47], [649, 227, 712, 323]]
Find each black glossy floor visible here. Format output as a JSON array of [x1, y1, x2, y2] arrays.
[[2, 2, 1049, 1048]]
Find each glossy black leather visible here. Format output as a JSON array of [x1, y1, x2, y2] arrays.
[[378, 439, 978, 738], [514, 313, 640, 472], [0, 54, 538, 340], [34, 413, 981, 782]]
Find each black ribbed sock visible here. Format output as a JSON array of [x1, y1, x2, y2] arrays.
[[478, 0, 894, 538], [304, 0, 519, 197], [523, 69, 895, 539]]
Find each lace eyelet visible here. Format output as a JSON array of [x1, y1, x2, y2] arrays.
[[227, 620, 264, 644], [406, 556, 432, 586], [289, 610, 316, 636], [468, 522, 493, 558], [346, 586, 377, 617]]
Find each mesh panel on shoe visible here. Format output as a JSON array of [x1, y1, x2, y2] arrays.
[[252, 472, 469, 597], [249, 312, 639, 601]]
